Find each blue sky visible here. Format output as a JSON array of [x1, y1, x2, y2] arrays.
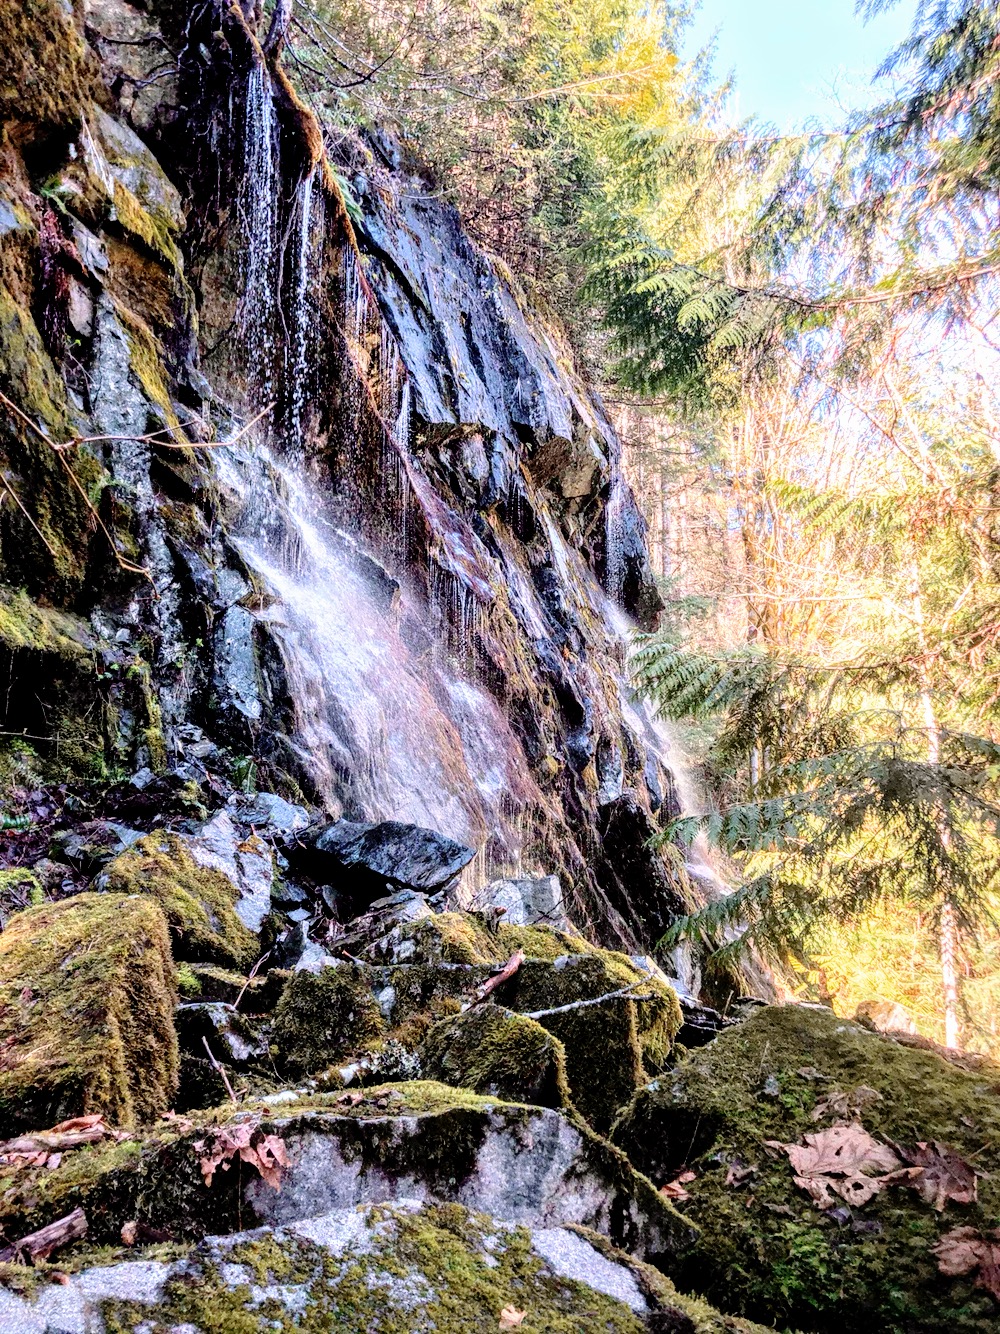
[[683, 0, 921, 129]]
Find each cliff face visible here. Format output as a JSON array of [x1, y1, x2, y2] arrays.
[[0, 0, 687, 954]]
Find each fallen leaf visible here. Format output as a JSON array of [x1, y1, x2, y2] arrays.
[[767, 1124, 903, 1209], [194, 1122, 287, 1192], [499, 1307, 526, 1329], [933, 1226, 1000, 1302], [810, 1086, 882, 1123], [660, 1170, 696, 1201], [894, 1142, 977, 1212], [725, 1162, 758, 1188], [121, 1221, 138, 1246]]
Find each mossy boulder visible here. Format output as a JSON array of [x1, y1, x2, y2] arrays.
[[0, 893, 178, 1134], [358, 908, 591, 966], [1, 1202, 773, 1333], [501, 952, 682, 1132], [612, 1003, 1000, 1333], [271, 962, 387, 1077], [101, 832, 258, 970], [422, 1005, 572, 1109]]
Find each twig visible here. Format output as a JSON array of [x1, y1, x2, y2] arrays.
[[0, 1207, 87, 1264], [522, 981, 655, 1020], [0, 473, 59, 559], [233, 950, 271, 1011], [201, 1036, 239, 1104], [465, 949, 524, 1009]]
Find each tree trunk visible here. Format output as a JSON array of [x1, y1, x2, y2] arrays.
[[940, 900, 961, 1049]]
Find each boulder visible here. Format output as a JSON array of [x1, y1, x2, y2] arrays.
[[296, 819, 475, 911], [0, 1085, 692, 1266], [101, 831, 259, 970], [467, 872, 574, 931], [0, 1202, 772, 1333], [0, 894, 178, 1133], [422, 1005, 571, 1110], [271, 962, 388, 1077], [184, 809, 275, 934], [500, 951, 682, 1132], [611, 1004, 1000, 1333]]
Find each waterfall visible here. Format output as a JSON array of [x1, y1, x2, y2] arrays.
[[238, 63, 278, 403], [288, 170, 322, 454], [605, 470, 628, 604]]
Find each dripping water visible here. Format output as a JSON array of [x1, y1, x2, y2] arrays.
[[239, 63, 279, 405], [288, 170, 322, 454], [605, 469, 629, 604]]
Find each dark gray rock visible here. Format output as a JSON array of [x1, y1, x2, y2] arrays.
[[297, 819, 475, 909]]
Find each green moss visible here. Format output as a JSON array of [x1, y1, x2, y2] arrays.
[[111, 181, 182, 270], [115, 301, 183, 435], [0, 893, 178, 1134], [503, 952, 682, 1132], [0, 278, 102, 594], [0, 588, 92, 657], [271, 963, 387, 1076], [422, 1005, 572, 1110], [0, 0, 102, 135], [176, 963, 201, 998], [102, 833, 258, 970], [100, 1201, 667, 1334], [389, 911, 593, 966], [612, 1004, 1000, 1333]]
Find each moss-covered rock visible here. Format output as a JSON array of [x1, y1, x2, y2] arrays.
[[271, 962, 387, 1076], [0, 1082, 693, 1267], [502, 952, 682, 1132], [359, 908, 591, 966], [422, 1005, 572, 1109], [0, 1202, 772, 1334], [0, 893, 178, 1134], [612, 1003, 1000, 1333], [101, 832, 258, 970]]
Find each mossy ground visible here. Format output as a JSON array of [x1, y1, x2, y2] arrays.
[[102, 832, 258, 970], [612, 1004, 1000, 1333], [0, 893, 178, 1134]]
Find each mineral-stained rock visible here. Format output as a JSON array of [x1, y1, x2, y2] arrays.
[[611, 1004, 1000, 1334], [0, 894, 178, 1134], [467, 872, 573, 930], [101, 830, 259, 969], [422, 1004, 571, 1109], [0, 1202, 772, 1333]]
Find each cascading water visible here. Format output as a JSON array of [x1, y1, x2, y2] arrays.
[[605, 469, 629, 604], [288, 169, 322, 453], [238, 63, 278, 401]]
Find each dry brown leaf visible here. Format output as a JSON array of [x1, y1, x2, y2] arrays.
[[499, 1307, 526, 1329], [895, 1142, 978, 1212], [194, 1122, 287, 1192], [933, 1226, 1000, 1302], [725, 1162, 758, 1188], [810, 1086, 882, 1123], [660, 1170, 696, 1201], [767, 1124, 903, 1209], [121, 1220, 138, 1246]]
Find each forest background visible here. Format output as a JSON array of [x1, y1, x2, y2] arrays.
[[287, 0, 1000, 1054]]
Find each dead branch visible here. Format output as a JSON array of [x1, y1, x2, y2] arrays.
[[0, 1207, 87, 1264], [465, 949, 524, 1009], [522, 981, 654, 1020], [202, 1036, 239, 1104], [234, 950, 271, 1010]]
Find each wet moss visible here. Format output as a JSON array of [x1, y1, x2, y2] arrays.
[[383, 910, 592, 966], [102, 832, 258, 970], [0, 0, 103, 136], [0, 588, 92, 657], [612, 1004, 1000, 1333], [422, 1004, 572, 1110], [0, 893, 178, 1134]]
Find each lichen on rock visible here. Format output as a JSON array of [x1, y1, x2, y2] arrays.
[[0, 893, 178, 1134]]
